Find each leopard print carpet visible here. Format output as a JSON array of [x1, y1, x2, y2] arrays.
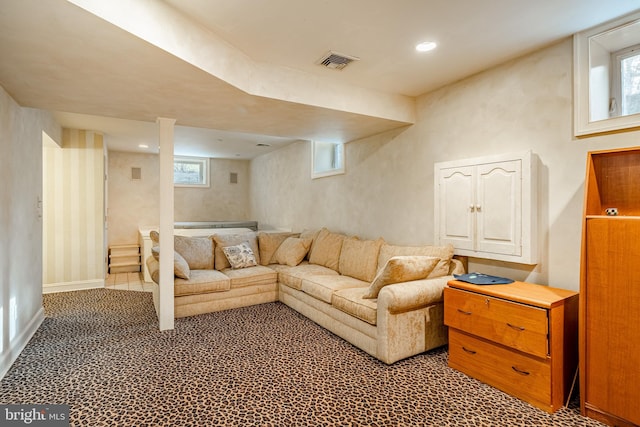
[[0, 289, 604, 426]]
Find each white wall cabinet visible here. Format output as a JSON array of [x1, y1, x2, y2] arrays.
[[434, 151, 538, 264]]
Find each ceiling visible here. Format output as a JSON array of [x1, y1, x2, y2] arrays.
[[1, 0, 639, 158]]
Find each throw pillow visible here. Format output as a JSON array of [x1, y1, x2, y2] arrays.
[[308, 228, 345, 271], [377, 243, 455, 279], [151, 246, 191, 280], [274, 237, 313, 266], [213, 232, 260, 270], [222, 242, 258, 269], [150, 230, 160, 245], [257, 231, 299, 265], [338, 236, 385, 282], [363, 256, 439, 299]]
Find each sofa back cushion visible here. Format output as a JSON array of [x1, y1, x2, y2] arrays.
[[213, 232, 260, 270], [308, 228, 345, 272], [273, 237, 313, 266], [257, 231, 299, 265], [338, 237, 385, 282], [174, 235, 215, 270], [377, 243, 454, 279]]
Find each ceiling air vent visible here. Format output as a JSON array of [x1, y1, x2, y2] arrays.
[[316, 51, 360, 70]]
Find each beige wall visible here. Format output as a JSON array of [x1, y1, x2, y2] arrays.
[[42, 129, 105, 289], [250, 38, 640, 291], [0, 86, 61, 378], [107, 151, 251, 245]]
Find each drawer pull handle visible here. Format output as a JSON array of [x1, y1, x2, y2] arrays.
[[457, 309, 472, 315], [511, 366, 530, 376], [507, 323, 525, 331], [462, 346, 477, 355]]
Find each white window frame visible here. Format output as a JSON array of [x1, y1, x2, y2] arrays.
[[311, 141, 345, 179], [612, 44, 640, 117], [174, 156, 210, 188]]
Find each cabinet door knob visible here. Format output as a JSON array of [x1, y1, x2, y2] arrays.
[[469, 205, 475, 212], [476, 205, 482, 212], [507, 323, 525, 331]]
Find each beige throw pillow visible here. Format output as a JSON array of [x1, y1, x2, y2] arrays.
[[257, 232, 299, 265], [308, 228, 345, 271], [338, 237, 385, 282], [222, 242, 258, 269], [363, 256, 439, 299], [151, 246, 191, 280], [274, 237, 313, 266], [377, 243, 454, 279]]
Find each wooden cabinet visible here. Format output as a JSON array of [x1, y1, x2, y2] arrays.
[[580, 147, 640, 427], [434, 151, 538, 264], [445, 280, 578, 413]]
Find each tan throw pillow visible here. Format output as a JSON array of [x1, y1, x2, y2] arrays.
[[222, 242, 257, 269], [274, 237, 313, 266], [257, 232, 299, 265], [338, 237, 385, 282], [213, 232, 260, 270], [151, 246, 191, 280], [363, 256, 439, 299], [150, 230, 160, 245], [174, 235, 215, 270], [377, 243, 454, 279], [308, 228, 345, 271]]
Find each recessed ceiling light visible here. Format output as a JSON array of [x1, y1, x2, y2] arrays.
[[416, 41, 437, 52], [138, 144, 149, 148]]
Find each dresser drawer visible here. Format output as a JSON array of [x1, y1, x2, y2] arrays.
[[449, 329, 551, 410], [444, 287, 548, 358]]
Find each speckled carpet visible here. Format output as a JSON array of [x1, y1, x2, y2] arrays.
[[0, 289, 603, 426]]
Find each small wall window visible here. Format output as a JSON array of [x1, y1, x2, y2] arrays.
[[174, 156, 209, 187], [311, 141, 345, 179]]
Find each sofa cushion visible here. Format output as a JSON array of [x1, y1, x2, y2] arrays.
[[378, 243, 454, 279], [221, 265, 278, 289], [301, 274, 369, 304], [308, 228, 345, 271], [272, 262, 339, 290], [174, 235, 215, 270], [274, 237, 313, 266], [332, 287, 378, 325], [174, 269, 230, 297], [151, 246, 191, 280], [338, 237, 384, 282], [257, 231, 299, 265], [364, 256, 439, 299], [213, 232, 260, 270], [222, 242, 258, 269]]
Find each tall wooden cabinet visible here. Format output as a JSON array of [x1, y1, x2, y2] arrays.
[[434, 151, 538, 264], [580, 147, 640, 427]]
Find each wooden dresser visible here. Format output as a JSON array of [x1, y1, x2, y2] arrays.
[[444, 280, 578, 413]]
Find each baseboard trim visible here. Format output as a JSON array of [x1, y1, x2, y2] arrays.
[[0, 307, 44, 380], [43, 279, 104, 294]]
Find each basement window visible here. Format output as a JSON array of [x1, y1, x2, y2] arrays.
[[311, 141, 345, 179], [612, 45, 640, 117], [174, 156, 210, 187]]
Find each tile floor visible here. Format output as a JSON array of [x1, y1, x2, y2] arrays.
[[105, 272, 153, 292]]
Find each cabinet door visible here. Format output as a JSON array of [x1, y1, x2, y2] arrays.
[[585, 218, 640, 425], [476, 160, 522, 256], [438, 166, 475, 250]]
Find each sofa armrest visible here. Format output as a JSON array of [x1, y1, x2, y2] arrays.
[[377, 275, 452, 314], [146, 256, 160, 284]]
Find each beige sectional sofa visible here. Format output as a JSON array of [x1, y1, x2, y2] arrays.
[[146, 227, 465, 364]]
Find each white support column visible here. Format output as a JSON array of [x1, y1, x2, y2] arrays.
[[157, 117, 175, 330]]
